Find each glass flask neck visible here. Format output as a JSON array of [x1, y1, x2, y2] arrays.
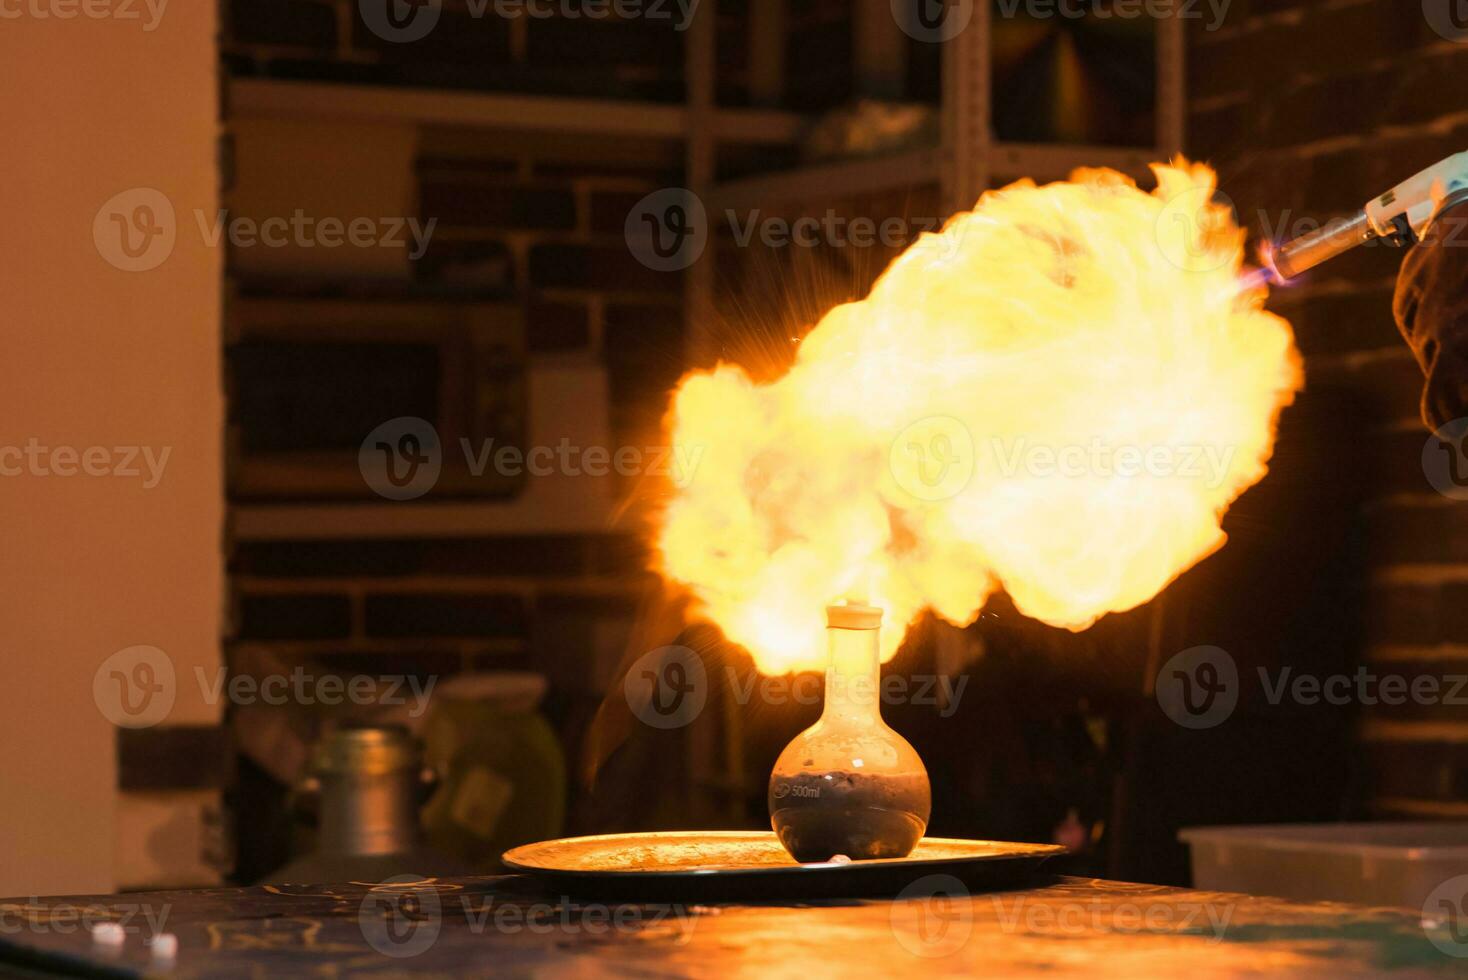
[[821, 623, 882, 726]]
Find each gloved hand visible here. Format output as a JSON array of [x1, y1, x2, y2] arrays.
[[1392, 201, 1468, 432]]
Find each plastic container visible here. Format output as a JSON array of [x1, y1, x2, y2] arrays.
[[420, 673, 565, 871], [1179, 822, 1468, 910]]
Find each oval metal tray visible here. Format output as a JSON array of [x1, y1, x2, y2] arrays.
[[503, 831, 1067, 901]]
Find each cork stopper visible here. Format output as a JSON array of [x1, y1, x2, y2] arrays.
[[825, 603, 883, 631]]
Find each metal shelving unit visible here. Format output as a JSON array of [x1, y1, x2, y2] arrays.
[[684, 0, 1185, 357], [224, 0, 1183, 541]]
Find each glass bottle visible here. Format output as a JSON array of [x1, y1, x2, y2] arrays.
[[768, 604, 931, 862]]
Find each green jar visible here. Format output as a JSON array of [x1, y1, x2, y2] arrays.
[[420, 673, 565, 871]]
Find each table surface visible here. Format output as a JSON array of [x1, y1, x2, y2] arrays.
[[0, 874, 1463, 978]]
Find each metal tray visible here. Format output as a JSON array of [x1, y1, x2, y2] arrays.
[[502, 831, 1067, 901]]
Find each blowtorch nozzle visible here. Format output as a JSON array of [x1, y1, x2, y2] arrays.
[[1261, 150, 1468, 283], [1266, 209, 1373, 281]]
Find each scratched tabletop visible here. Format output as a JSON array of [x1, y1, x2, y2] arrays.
[[0, 875, 1462, 978]]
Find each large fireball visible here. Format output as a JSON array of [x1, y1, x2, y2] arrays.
[[657, 161, 1303, 673]]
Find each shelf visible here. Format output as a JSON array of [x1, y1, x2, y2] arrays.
[[989, 143, 1161, 183], [228, 78, 806, 145], [231, 498, 623, 541], [710, 146, 946, 211], [707, 141, 1162, 213]]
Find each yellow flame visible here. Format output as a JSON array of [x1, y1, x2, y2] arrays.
[[657, 161, 1302, 673]]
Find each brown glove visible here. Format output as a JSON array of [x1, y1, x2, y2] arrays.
[[1393, 201, 1468, 432]]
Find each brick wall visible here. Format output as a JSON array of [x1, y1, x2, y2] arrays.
[[224, 0, 684, 100], [219, 7, 719, 881], [1189, 0, 1468, 818], [224, 128, 686, 717]]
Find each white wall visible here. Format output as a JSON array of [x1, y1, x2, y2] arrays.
[[0, 3, 221, 895]]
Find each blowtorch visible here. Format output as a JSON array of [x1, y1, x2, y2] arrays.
[[1265, 151, 1468, 282]]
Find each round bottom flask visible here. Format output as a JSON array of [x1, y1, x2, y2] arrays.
[[768, 604, 931, 862]]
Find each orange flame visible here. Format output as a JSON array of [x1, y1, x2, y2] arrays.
[[657, 161, 1302, 673]]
